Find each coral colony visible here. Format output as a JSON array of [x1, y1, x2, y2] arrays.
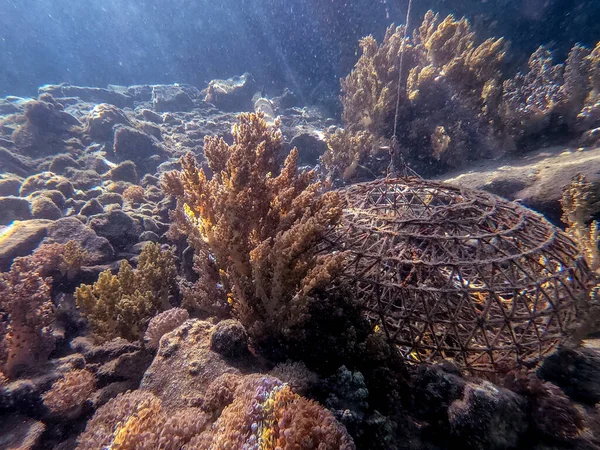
[[2, 9, 600, 450]]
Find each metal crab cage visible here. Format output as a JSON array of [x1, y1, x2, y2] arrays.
[[324, 177, 594, 375]]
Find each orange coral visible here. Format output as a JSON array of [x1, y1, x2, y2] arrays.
[[163, 112, 345, 341]]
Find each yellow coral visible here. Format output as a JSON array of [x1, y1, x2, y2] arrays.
[[75, 243, 177, 342]]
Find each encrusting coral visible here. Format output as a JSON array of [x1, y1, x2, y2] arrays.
[[75, 242, 177, 342], [143, 307, 189, 349], [163, 112, 345, 344], [42, 369, 96, 418]]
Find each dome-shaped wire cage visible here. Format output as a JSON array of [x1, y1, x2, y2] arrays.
[[323, 177, 594, 375]]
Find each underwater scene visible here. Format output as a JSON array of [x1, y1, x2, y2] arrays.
[[3, 0, 600, 448]]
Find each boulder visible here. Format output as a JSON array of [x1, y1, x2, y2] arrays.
[[109, 160, 138, 183], [84, 103, 131, 141], [0, 415, 45, 450], [0, 219, 51, 271], [203, 72, 256, 112], [0, 196, 31, 224], [287, 126, 329, 165], [0, 176, 22, 196], [88, 209, 138, 249], [19, 172, 74, 197], [448, 381, 528, 449], [538, 345, 600, 405], [38, 84, 133, 109], [0, 147, 32, 177], [44, 217, 115, 264], [139, 319, 245, 409], [30, 195, 62, 220], [12, 99, 83, 157], [112, 126, 165, 174], [80, 198, 104, 217], [152, 85, 195, 112], [442, 145, 600, 224]]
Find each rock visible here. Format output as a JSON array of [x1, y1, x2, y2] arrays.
[[89, 209, 138, 249], [0, 415, 45, 449], [139, 230, 159, 242], [12, 99, 83, 157], [538, 346, 600, 405], [152, 85, 195, 112], [0, 176, 22, 197], [64, 168, 102, 190], [209, 319, 250, 358], [441, 145, 600, 224], [0, 219, 51, 271], [412, 363, 467, 425], [80, 198, 104, 216], [96, 348, 153, 384], [141, 174, 160, 187], [203, 72, 257, 112], [0, 95, 29, 115], [0, 196, 31, 224], [448, 381, 528, 449], [287, 127, 329, 165], [112, 126, 165, 174], [45, 217, 115, 264], [19, 172, 74, 197], [0, 148, 32, 177], [97, 192, 123, 207], [28, 189, 66, 209], [141, 108, 163, 123], [31, 196, 62, 220], [38, 84, 133, 109], [109, 160, 138, 183], [48, 154, 80, 174], [140, 319, 245, 409], [84, 103, 131, 141]]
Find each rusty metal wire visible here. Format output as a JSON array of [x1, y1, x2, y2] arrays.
[[324, 177, 593, 375]]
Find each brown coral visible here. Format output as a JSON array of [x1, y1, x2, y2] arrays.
[[561, 174, 600, 272], [163, 112, 344, 343], [42, 369, 96, 418], [0, 255, 55, 378], [75, 242, 177, 342], [326, 10, 508, 179]]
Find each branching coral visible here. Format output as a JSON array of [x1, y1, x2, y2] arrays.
[[327, 10, 600, 180], [42, 369, 96, 418], [75, 242, 177, 342], [561, 174, 600, 272], [326, 10, 508, 179], [163, 112, 345, 343], [0, 254, 55, 378]]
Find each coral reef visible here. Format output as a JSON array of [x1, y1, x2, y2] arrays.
[[326, 10, 508, 178], [143, 307, 189, 349], [75, 242, 177, 342], [0, 254, 55, 379], [76, 390, 208, 450], [326, 10, 600, 180], [41, 369, 96, 419], [163, 112, 345, 345]]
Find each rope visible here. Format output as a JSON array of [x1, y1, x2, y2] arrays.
[[388, 0, 415, 178]]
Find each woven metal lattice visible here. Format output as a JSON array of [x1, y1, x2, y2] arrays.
[[324, 177, 593, 375]]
